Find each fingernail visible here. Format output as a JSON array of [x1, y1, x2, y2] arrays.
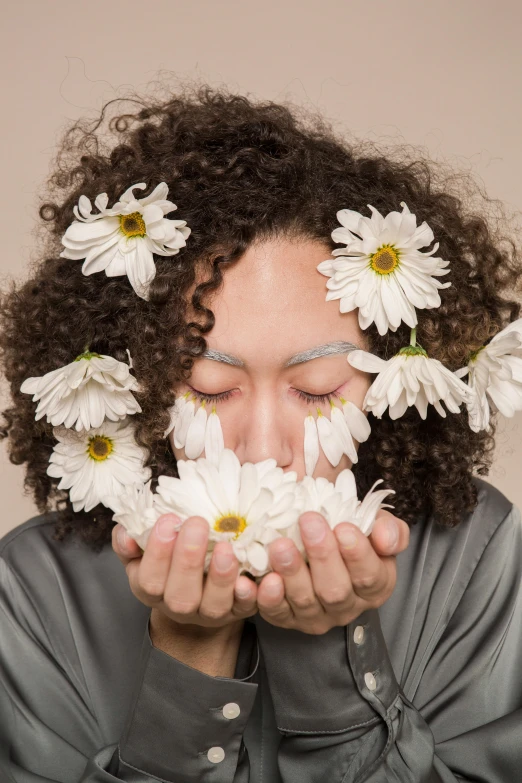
[[117, 526, 130, 550], [183, 522, 207, 550], [336, 526, 358, 550], [235, 584, 251, 599], [300, 514, 326, 544], [264, 579, 283, 596], [213, 548, 235, 573], [156, 515, 180, 542], [387, 519, 398, 549], [272, 542, 295, 567]]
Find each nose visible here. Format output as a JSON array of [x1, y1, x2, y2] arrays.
[[234, 393, 293, 469]]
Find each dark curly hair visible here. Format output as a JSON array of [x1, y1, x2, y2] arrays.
[[1, 80, 520, 552]]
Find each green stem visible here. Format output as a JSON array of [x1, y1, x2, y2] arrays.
[[410, 327, 417, 347]]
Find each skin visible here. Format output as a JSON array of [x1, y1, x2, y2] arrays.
[[112, 237, 410, 658]]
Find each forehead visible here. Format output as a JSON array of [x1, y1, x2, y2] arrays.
[[200, 237, 366, 361]]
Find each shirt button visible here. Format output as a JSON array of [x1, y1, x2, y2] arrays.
[[207, 746, 225, 763], [364, 672, 377, 691], [223, 702, 241, 719], [354, 625, 365, 645]]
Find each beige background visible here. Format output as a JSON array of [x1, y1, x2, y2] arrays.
[[1, 0, 521, 535]]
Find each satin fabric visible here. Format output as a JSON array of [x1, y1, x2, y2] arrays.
[[0, 476, 520, 782]]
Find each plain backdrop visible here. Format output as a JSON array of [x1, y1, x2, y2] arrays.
[[1, 0, 521, 535]]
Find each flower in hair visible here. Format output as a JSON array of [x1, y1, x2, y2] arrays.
[[348, 329, 474, 419], [455, 318, 522, 432], [47, 418, 151, 513], [295, 469, 395, 539], [317, 202, 451, 336], [60, 182, 191, 300], [152, 449, 301, 576], [20, 349, 141, 431], [303, 397, 371, 476]]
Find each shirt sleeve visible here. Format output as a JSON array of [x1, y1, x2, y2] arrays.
[[0, 555, 259, 783], [253, 503, 522, 783]]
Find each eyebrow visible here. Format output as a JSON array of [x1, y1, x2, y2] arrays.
[[202, 341, 360, 368]]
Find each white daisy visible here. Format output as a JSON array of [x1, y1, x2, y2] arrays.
[[348, 331, 473, 419], [317, 202, 451, 336], [303, 400, 370, 476], [47, 418, 151, 513], [287, 469, 395, 553], [60, 182, 191, 300], [20, 350, 141, 431], [104, 480, 160, 551], [456, 318, 522, 432], [153, 449, 301, 576]]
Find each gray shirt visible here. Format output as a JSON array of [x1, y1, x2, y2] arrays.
[[0, 476, 521, 782]]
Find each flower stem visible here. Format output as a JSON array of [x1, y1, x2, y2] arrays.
[[410, 327, 417, 347]]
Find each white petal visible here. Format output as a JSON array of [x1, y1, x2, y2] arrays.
[[304, 414, 319, 476], [204, 408, 225, 467], [316, 413, 343, 467], [184, 405, 208, 459]]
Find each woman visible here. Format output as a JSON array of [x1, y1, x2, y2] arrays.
[[0, 84, 521, 782]]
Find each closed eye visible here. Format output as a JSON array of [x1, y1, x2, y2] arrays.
[[188, 385, 341, 405]]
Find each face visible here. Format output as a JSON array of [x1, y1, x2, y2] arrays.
[[169, 237, 371, 481]]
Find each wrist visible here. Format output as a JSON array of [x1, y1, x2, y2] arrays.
[[150, 609, 244, 677]]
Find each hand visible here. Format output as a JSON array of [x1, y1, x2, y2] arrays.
[[111, 514, 258, 630], [256, 509, 410, 634]]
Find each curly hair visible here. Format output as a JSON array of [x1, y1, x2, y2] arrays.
[[1, 81, 520, 552]]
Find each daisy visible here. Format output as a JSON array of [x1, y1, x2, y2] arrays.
[[287, 469, 395, 553], [60, 182, 191, 300], [47, 418, 151, 513], [153, 449, 301, 576], [348, 329, 473, 419], [303, 399, 370, 476], [456, 318, 522, 432], [317, 202, 451, 336], [104, 480, 160, 551], [20, 350, 141, 431]]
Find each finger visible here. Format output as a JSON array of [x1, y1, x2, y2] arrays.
[[232, 575, 258, 618], [112, 524, 143, 566], [368, 510, 410, 557], [268, 537, 323, 619], [163, 517, 209, 618], [198, 542, 239, 623], [298, 513, 354, 613], [133, 514, 181, 605], [334, 522, 395, 605], [257, 572, 294, 627]]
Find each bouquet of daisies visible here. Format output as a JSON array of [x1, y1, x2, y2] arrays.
[[104, 448, 395, 577]]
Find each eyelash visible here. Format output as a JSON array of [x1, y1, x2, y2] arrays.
[[188, 386, 341, 405]]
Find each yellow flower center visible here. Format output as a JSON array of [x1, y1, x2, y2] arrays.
[[369, 244, 400, 275], [119, 211, 147, 238], [87, 435, 113, 461], [213, 515, 247, 538]]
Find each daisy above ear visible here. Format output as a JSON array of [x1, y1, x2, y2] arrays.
[[317, 202, 451, 336], [60, 182, 191, 300], [348, 328, 474, 420]]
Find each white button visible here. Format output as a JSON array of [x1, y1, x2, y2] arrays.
[[354, 625, 365, 645], [207, 746, 225, 763], [364, 672, 377, 691], [223, 702, 241, 719]]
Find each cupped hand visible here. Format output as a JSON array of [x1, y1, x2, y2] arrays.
[[111, 514, 258, 629], [256, 509, 410, 634]]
